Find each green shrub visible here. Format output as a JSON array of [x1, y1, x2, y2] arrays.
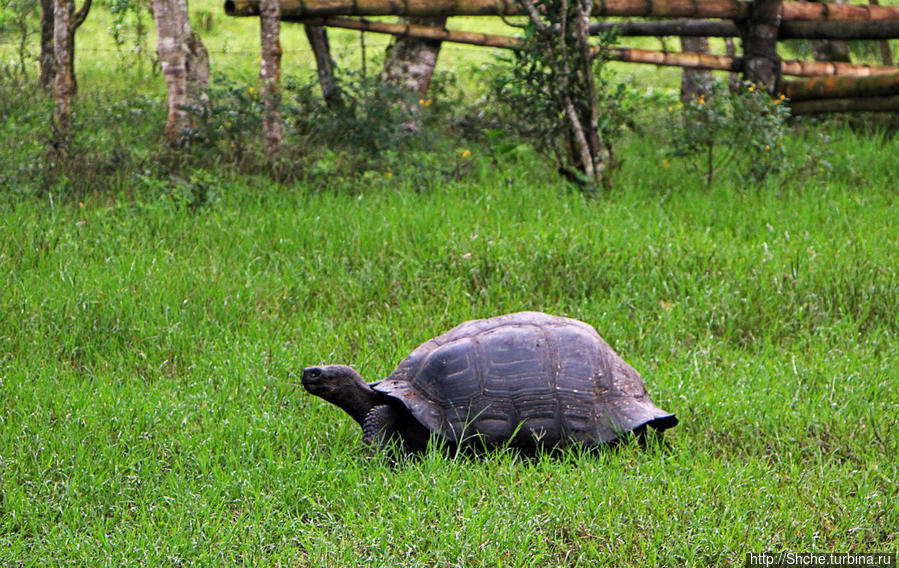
[[489, 10, 634, 192], [667, 81, 791, 188]]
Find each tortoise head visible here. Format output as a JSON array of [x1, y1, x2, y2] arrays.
[[302, 365, 379, 426]]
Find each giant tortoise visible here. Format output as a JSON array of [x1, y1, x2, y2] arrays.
[[302, 311, 677, 452]]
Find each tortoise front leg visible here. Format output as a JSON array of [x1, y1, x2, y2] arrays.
[[362, 404, 398, 450]]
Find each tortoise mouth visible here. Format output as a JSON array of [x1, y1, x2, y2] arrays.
[[302, 378, 332, 398]]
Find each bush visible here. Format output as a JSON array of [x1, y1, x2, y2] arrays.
[[489, 3, 633, 192], [667, 81, 791, 188]]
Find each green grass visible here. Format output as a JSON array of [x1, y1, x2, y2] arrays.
[[2, 2, 899, 566], [1, 129, 898, 564]]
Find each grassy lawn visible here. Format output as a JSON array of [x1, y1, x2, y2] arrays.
[[1, 2, 899, 566]]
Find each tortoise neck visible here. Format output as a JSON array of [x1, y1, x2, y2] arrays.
[[338, 380, 383, 427]]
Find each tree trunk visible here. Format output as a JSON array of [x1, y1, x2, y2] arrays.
[[40, 0, 56, 92], [679, 36, 713, 103], [380, 16, 447, 96], [49, 0, 91, 159], [152, 0, 210, 144], [304, 25, 341, 107], [52, 0, 75, 159], [740, 0, 783, 95], [260, 0, 284, 151]]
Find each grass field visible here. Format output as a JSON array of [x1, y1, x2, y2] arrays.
[[2, 2, 899, 566]]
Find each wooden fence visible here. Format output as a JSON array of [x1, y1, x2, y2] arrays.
[[225, 0, 899, 113]]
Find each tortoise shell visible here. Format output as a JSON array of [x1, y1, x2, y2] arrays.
[[373, 311, 677, 448]]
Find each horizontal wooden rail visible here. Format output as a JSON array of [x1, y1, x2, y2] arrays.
[[225, 0, 899, 20], [790, 95, 899, 114], [588, 19, 739, 37], [781, 20, 899, 39], [780, 60, 899, 78], [782, 71, 899, 100], [298, 16, 519, 48], [610, 46, 739, 71], [294, 17, 899, 78], [783, 2, 899, 22], [588, 19, 899, 39], [226, 0, 750, 18]]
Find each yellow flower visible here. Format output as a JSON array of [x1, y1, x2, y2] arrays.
[[461, 150, 471, 159], [419, 98, 425, 105], [779, 93, 786, 100], [765, 144, 771, 151], [249, 86, 255, 93], [424, 99, 432, 107], [748, 85, 755, 92], [385, 172, 393, 179]]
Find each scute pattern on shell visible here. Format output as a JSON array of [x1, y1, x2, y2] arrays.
[[373, 312, 676, 448]]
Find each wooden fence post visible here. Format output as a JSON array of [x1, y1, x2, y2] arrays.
[[869, 0, 894, 65], [261, 0, 284, 151], [740, 0, 783, 94], [305, 25, 342, 107], [679, 36, 713, 102], [380, 16, 448, 96]]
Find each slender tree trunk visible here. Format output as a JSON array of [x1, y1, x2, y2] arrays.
[[153, 0, 190, 141], [49, 0, 92, 159], [52, 0, 75, 159], [574, 0, 608, 183], [380, 16, 447, 96], [260, 0, 284, 151], [305, 25, 341, 107], [151, 0, 209, 144], [40, 0, 56, 92], [51, 0, 90, 158], [679, 36, 713, 103]]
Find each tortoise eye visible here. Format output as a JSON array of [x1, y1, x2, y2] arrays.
[[307, 369, 321, 378]]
